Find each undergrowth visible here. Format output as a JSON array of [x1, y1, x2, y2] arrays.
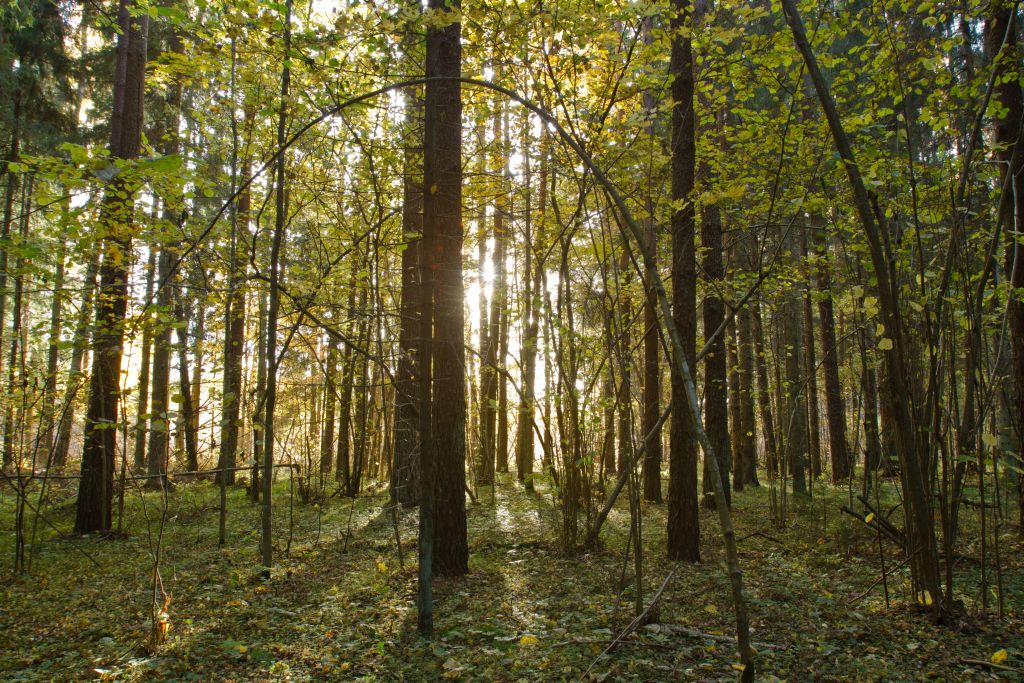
[[0, 472, 1021, 681]]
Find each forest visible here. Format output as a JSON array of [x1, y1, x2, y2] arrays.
[[0, 0, 1023, 679]]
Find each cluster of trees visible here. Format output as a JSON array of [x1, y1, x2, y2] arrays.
[[2, 0, 1022, 671]]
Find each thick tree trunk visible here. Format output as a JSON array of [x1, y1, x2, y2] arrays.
[[986, 1, 1024, 535], [814, 228, 852, 481], [667, 0, 700, 562], [425, 0, 468, 576], [391, 66, 422, 506], [75, 0, 148, 533], [701, 193, 731, 509]]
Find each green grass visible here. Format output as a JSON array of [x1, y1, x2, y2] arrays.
[[0, 471, 1021, 681]]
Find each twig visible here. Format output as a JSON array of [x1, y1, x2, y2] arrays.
[[960, 658, 1023, 674], [849, 548, 918, 605]]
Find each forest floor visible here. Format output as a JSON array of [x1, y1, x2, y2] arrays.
[[0, 472, 1022, 682]]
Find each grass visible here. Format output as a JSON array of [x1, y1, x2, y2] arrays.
[[0, 470, 1021, 681]]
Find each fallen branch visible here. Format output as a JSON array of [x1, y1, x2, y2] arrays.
[[736, 531, 784, 546], [580, 565, 677, 681], [960, 658, 1023, 674], [841, 506, 906, 551], [651, 624, 784, 651]]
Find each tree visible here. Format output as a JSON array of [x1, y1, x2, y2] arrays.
[[424, 0, 468, 578], [666, 0, 700, 562], [74, 0, 148, 534]]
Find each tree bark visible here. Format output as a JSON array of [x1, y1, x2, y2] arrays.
[[814, 227, 852, 481], [701, 187, 731, 508], [74, 0, 147, 534], [391, 45, 422, 505], [53, 254, 98, 470], [667, 0, 700, 562], [751, 297, 779, 474], [132, 249, 156, 469], [424, 0, 468, 577], [218, 153, 250, 486], [986, 0, 1024, 535]]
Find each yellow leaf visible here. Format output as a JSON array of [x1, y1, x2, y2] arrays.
[[917, 590, 933, 606], [519, 634, 540, 646], [865, 512, 875, 524], [731, 663, 747, 672], [992, 649, 1008, 664], [235, 644, 248, 654], [982, 432, 998, 448], [339, 662, 351, 672], [376, 556, 387, 572], [878, 337, 894, 351], [704, 604, 718, 614], [430, 184, 438, 194], [875, 323, 885, 337]]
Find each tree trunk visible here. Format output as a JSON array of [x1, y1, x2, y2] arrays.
[[176, 285, 199, 473], [424, 0, 468, 576], [147, 252, 173, 484], [737, 304, 760, 487], [784, 0, 944, 611], [727, 307, 743, 490], [641, 23, 663, 504], [218, 153, 250, 486], [53, 254, 99, 470], [800, 230, 822, 481], [250, 287, 268, 502], [336, 286, 357, 490], [41, 228, 68, 465], [391, 51, 422, 505], [784, 236, 808, 496], [74, 0, 147, 534], [319, 335, 338, 484], [986, 0, 1024, 535], [751, 297, 778, 474], [701, 184, 731, 509], [667, 0, 700, 562], [261, 0, 292, 569], [815, 227, 852, 481], [3, 177, 31, 469], [132, 249, 156, 469], [516, 122, 541, 491]]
